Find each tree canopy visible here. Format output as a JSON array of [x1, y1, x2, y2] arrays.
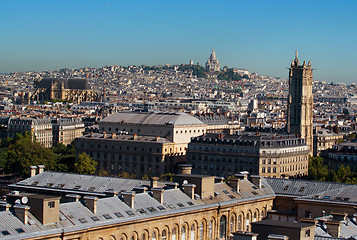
[[74, 152, 97, 175], [4, 132, 57, 177]]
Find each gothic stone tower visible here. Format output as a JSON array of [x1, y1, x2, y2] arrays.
[[287, 51, 313, 154]]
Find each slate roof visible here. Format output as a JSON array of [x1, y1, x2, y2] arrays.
[[10, 172, 169, 197], [265, 178, 352, 197], [100, 112, 204, 126]]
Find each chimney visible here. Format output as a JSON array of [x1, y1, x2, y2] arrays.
[[251, 175, 262, 188], [178, 164, 192, 175], [104, 190, 118, 197], [121, 192, 136, 208], [151, 188, 164, 204], [133, 186, 147, 193], [112, 133, 116, 139], [165, 182, 179, 189], [325, 221, 342, 238], [64, 194, 81, 202], [38, 165, 45, 174], [133, 134, 138, 140], [30, 166, 37, 177], [182, 184, 196, 199], [83, 196, 98, 214], [150, 177, 159, 189], [103, 132, 107, 138], [229, 178, 240, 192], [156, 136, 160, 141], [331, 212, 347, 221], [232, 231, 259, 240], [0, 202, 11, 211], [268, 234, 289, 240], [90, 132, 93, 137], [215, 177, 224, 183], [14, 205, 30, 224], [236, 171, 249, 180]]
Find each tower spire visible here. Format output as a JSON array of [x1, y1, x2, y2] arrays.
[[295, 50, 298, 59]]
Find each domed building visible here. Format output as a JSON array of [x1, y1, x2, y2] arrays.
[[205, 49, 221, 72]]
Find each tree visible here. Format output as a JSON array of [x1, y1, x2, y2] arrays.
[[74, 153, 97, 175], [5, 132, 57, 177], [308, 156, 328, 181]]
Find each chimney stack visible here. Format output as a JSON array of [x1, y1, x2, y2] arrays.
[[165, 182, 179, 189], [236, 171, 249, 180], [215, 177, 224, 183], [104, 190, 118, 197], [103, 132, 107, 138], [64, 194, 81, 202], [112, 133, 116, 139], [133, 186, 147, 194], [83, 196, 98, 214], [38, 165, 45, 174], [14, 205, 30, 224], [178, 164, 192, 175], [151, 188, 164, 204], [229, 178, 240, 192], [121, 192, 136, 208], [30, 166, 37, 177], [0, 202, 11, 211], [133, 134, 138, 140], [150, 177, 159, 189], [251, 175, 262, 188], [182, 184, 196, 199], [325, 221, 342, 238]]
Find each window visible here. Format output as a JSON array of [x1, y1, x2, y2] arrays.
[[181, 226, 186, 240], [78, 218, 87, 223], [162, 230, 167, 240], [91, 216, 100, 221], [172, 228, 177, 240], [199, 223, 204, 240], [114, 212, 124, 218], [15, 228, 25, 233], [48, 201, 55, 208], [1, 230, 10, 236], [152, 232, 157, 240], [305, 230, 310, 237], [219, 216, 226, 239], [190, 224, 195, 240], [103, 214, 113, 219]]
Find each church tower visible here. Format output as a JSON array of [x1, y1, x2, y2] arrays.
[[287, 51, 313, 154]]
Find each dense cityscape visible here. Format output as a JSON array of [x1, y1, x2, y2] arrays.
[[0, 48, 356, 240]]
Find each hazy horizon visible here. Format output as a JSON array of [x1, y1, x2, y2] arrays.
[[1, 0, 356, 84]]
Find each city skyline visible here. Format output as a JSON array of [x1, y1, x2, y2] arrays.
[[1, 0, 357, 84]]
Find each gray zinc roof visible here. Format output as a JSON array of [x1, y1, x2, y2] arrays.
[[100, 112, 204, 126]]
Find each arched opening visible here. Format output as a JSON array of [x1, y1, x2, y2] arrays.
[[199, 222, 204, 240], [209, 220, 213, 240], [172, 228, 177, 240], [152, 232, 157, 240], [230, 216, 235, 233], [237, 215, 242, 231], [190, 224, 195, 240], [181, 226, 186, 240], [219, 215, 227, 239], [162, 230, 167, 240], [246, 213, 250, 231]]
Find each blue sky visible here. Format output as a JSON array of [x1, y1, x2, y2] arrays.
[[1, 0, 356, 84]]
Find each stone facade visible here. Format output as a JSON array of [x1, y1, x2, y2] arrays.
[[188, 133, 309, 178], [286, 52, 313, 155]]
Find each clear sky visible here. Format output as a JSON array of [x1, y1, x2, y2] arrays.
[[1, 0, 356, 84]]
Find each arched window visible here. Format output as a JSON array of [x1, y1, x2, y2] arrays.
[[209, 221, 213, 240], [190, 224, 195, 240], [142, 233, 146, 240], [172, 228, 177, 240], [246, 213, 250, 231], [253, 212, 257, 222], [237, 215, 242, 231], [219, 215, 226, 239], [181, 226, 186, 240], [230, 216, 234, 233], [162, 230, 167, 240], [199, 223, 204, 240], [152, 232, 157, 240]]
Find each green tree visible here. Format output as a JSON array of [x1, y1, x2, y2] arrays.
[[308, 156, 328, 181], [5, 132, 57, 177], [52, 142, 76, 172], [74, 153, 97, 175]]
